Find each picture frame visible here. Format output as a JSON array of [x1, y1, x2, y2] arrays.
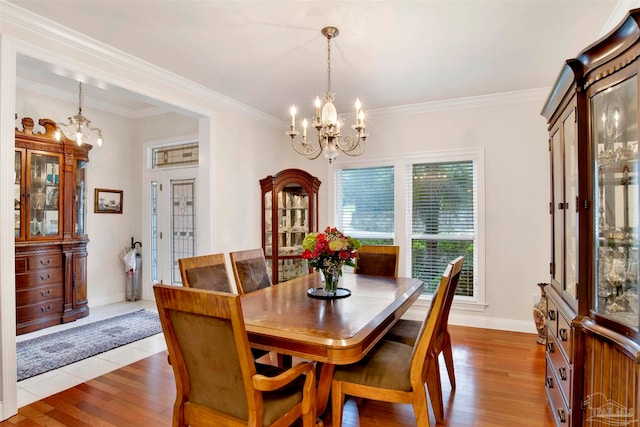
[[94, 188, 123, 214]]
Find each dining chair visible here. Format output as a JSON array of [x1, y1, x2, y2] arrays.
[[385, 255, 463, 406], [153, 284, 316, 427], [331, 256, 464, 427], [178, 253, 233, 292], [229, 248, 272, 294], [179, 253, 274, 363], [230, 248, 292, 368], [354, 245, 399, 278]]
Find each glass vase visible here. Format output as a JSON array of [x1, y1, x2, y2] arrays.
[[321, 265, 342, 296]]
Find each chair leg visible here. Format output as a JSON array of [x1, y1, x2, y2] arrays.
[[331, 380, 345, 427], [277, 353, 293, 369], [442, 333, 456, 390], [425, 355, 444, 423], [412, 381, 431, 427]]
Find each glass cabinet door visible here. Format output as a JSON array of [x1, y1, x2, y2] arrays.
[[14, 150, 23, 239], [592, 75, 639, 331], [564, 109, 578, 300], [277, 183, 309, 282], [27, 151, 61, 239], [75, 159, 87, 235]]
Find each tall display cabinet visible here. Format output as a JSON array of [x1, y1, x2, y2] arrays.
[[260, 169, 320, 284], [542, 10, 640, 426], [14, 117, 91, 335]]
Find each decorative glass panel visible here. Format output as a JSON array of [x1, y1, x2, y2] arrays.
[[150, 181, 158, 283], [171, 179, 195, 284]]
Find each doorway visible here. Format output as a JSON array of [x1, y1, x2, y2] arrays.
[[149, 169, 197, 286]]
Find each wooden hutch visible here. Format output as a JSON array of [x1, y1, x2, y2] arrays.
[[542, 9, 640, 426], [14, 117, 91, 334], [260, 169, 320, 284]]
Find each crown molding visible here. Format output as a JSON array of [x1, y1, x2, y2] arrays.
[[1, 1, 282, 127], [367, 87, 548, 118]]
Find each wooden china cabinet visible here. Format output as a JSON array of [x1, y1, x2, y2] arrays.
[[542, 9, 640, 426], [260, 169, 320, 284], [14, 117, 91, 335]]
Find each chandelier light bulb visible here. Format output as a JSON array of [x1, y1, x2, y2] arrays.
[[75, 131, 83, 146], [290, 105, 297, 126], [97, 132, 103, 147], [54, 129, 61, 142]]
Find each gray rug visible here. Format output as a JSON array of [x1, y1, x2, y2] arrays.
[[17, 309, 162, 381]]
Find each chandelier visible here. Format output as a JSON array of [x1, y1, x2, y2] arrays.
[[55, 81, 103, 147], [287, 26, 367, 163]]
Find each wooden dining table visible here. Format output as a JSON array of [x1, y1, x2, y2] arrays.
[[241, 272, 424, 417]]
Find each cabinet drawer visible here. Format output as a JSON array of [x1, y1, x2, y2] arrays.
[[547, 298, 559, 338], [17, 298, 63, 323], [16, 269, 63, 290], [16, 284, 63, 308], [26, 253, 62, 271], [546, 356, 570, 425], [557, 314, 572, 363], [546, 332, 572, 404]]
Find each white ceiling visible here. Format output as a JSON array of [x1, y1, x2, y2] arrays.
[[7, 0, 634, 120]]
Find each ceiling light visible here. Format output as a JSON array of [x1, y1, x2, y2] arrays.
[[288, 26, 367, 163], [55, 81, 103, 147]]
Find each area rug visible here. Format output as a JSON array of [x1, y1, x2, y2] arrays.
[[17, 309, 162, 381]]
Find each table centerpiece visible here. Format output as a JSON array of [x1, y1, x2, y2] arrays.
[[302, 226, 360, 298]]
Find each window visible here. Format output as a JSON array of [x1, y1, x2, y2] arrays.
[[333, 149, 483, 304], [151, 142, 198, 168], [409, 161, 476, 297], [334, 166, 394, 245]]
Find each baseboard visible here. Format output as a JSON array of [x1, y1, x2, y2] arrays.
[[402, 306, 537, 334]]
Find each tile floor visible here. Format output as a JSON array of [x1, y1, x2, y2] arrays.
[[16, 300, 167, 408]]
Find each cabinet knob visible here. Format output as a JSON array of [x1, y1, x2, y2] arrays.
[[40, 304, 52, 312], [557, 408, 566, 423], [559, 328, 568, 341], [547, 341, 555, 353], [39, 273, 52, 281], [40, 289, 52, 297], [559, 367, 567, 381], [39, 259, 51, 266], [548, 310, 556, 321], [546, 376, 554, 388]]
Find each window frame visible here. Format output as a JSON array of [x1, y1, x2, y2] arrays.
[[329, 147, 486, 310]]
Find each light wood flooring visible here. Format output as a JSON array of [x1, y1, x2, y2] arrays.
[[1, 325, 555, 426]]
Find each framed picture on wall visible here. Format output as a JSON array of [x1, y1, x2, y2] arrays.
[[94, 188, 123, 214]]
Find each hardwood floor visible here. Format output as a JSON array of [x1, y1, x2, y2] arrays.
[[0, 325, 555, 426]]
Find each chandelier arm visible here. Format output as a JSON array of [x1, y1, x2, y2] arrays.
[[290, 135, 322, 160], [338, 135, 367, 156]]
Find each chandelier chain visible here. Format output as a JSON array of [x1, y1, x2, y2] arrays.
[[78, 82, 83, 114], [327, 34, 332, 95]]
